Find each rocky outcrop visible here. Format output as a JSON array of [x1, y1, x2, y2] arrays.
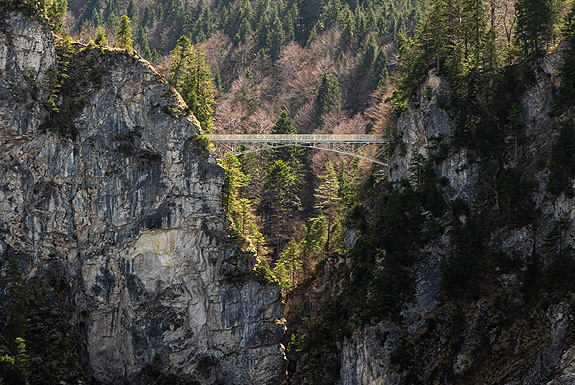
[[0, 11, 285, 385], [339, 321, 403, 385], [386, 71, 480, 204], [293, 49, 575, 385]]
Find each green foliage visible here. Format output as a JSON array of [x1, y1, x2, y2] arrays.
[[273, 240, 302, 293], [219, 155, 266, 257], [556, 3, 575, 111], [515, 0, 559, 57], [0, 257, 30, 385], [259, 159, 302, 252], [94, 26, 108, 47], [192, 133, 211, 154], [269, 111, 302, 164], [315, 160, 341, 254], [2, 257, 30, 344], [46, 0, 68, 33], [286, 325, 308, 361], [316, 71, 341, 118], [46, 65, 62, 115], [521, 219, 575, 300], [443, 218, 484, 299], [117, 15, 133, 52], [253, 258, 277, 285], [170, 36, 216, 133], [0, 338, 30, 385]]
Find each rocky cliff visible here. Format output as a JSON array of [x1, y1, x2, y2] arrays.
[[286, 47, 575, 384], [0, 11, 285, 385]]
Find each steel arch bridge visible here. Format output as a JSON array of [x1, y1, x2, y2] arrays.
[[205, 134, 389, 166]]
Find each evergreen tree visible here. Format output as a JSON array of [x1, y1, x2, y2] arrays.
[[557, 3, 575, 110], [267, 13, 285, 60], [269, 111, 304, 179], [169, 36, 216, 133], [259, 159, 301, 254], [80, 0, 103, 26], [314, 160, 341, 253], [2, 257, 29, 344], [228, 0, 254, 40], [136, 25, 152, 59], [301, 215, 328, 266], [141, 5, 155, 26], [340, 4, 356, 43], [316, 71, 341, 117], [46, 0, 68, 33], [515, 0, 557, 56], [234, 15, 253, 45], [271, 110, 296, 135], [219, 155, 266, 256], [461, 0, 487, 63], [94, 25, 108, 47], [354, 5, 368, 41], [283, 4, 298, 41], [126, 0, 138, 21], [117, 14, 133, 52], [195, 0, 214, 41], [363, 33, 379, 69], [273, 240, 301, 292], [374, 47, 389, 82], [321, 0, 342, 30], [104, 1, 121, 29]]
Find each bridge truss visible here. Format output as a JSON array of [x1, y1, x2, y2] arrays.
[[206, 134, 389, 166]]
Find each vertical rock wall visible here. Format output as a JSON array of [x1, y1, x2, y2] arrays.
[[0, 12, 285, 385]]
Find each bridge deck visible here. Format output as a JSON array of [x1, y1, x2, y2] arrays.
[[206, 134, 387, 143]]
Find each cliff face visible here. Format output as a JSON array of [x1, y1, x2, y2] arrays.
[[287, 47, 575, 384], [0, 11, 285, 385], [341, 52, 575, 384]]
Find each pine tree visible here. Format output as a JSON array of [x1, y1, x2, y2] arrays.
[[234, 16, 253, 45], [374, 47, 389, 82], [104, 1, 121, 29], [461, 0, 487, 63], [219, 155, 266, 256], [260, 159, 301, 254], [136, 25, 152, 59], [196, 0, 214, 41], [299, 215, 328, 270], [557, 3, 575, 110], [321, 0, 342, 30], [314, 160, 341, 254], [273, 240, 301, 292], [169, 36, 216, 133], [1, 256, 29, 346], [363, 33, 379, 70], [269, 111, 304, 179], [339, 4, 355, 43], [316, 71, 341, 117], [79, 0, 103, 26], [117, 15, 133, 52], [271, 110, 296, 135], [126, 0, 138, 21], [46, 0, 68, 33], [267, 13, 285, 60], [515, 0, 557, 56], [94, 25, 108, 47]]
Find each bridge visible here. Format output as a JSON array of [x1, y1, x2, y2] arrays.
[[206, 134, 389, 165]]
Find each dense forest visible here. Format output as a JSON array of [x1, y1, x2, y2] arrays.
[[3, 0, 575, 382], [49, 0, 432, 292]]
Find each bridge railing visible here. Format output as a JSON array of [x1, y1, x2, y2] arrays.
[[206, 134, 388, 143]]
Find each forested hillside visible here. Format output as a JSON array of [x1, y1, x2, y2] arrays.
[[3, 0, 575, 382], [59, 0, 431, 292]]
